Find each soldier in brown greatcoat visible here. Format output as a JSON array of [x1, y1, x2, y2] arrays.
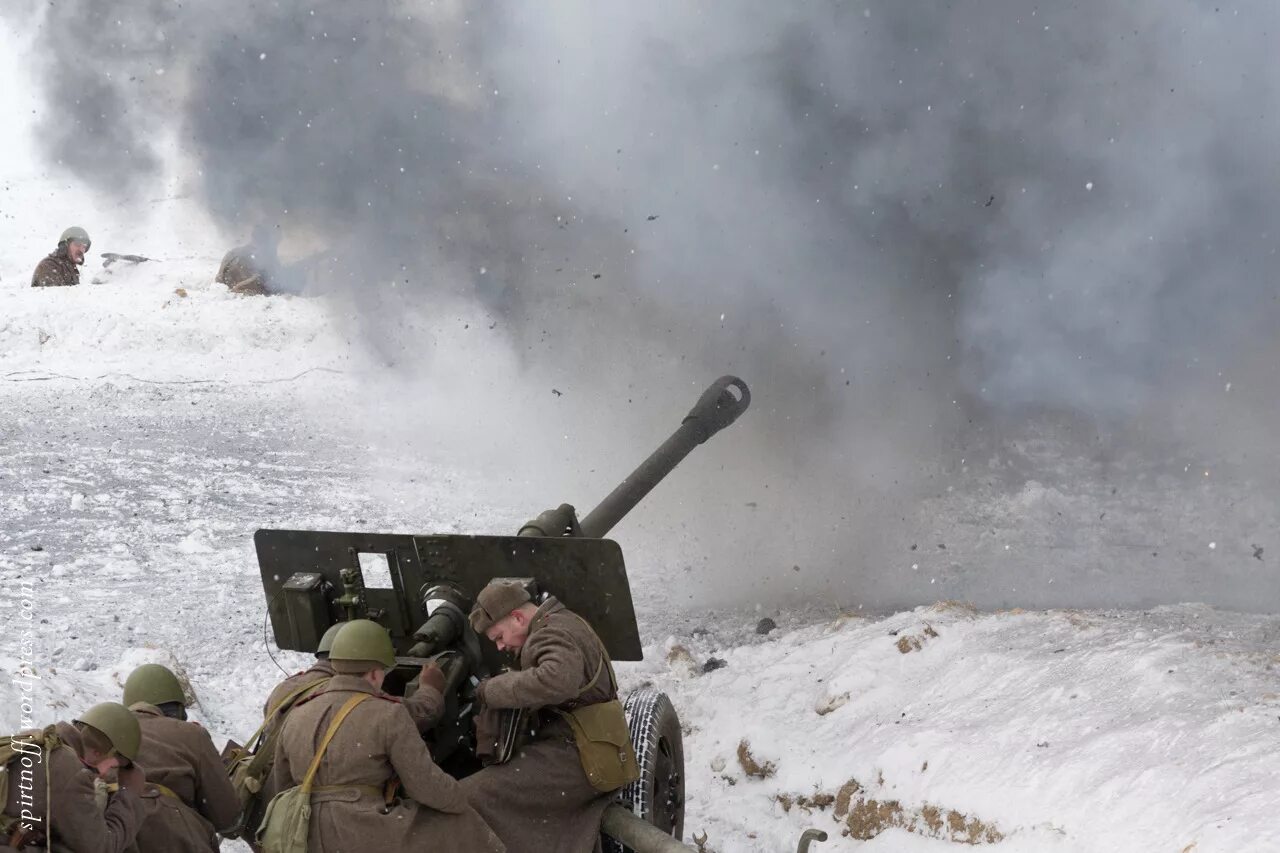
[[215, 246, 273, 295], [121, 664, 240, 853], [241, 623, 447, 850], [31, 226, 91, 287], [232, 625, 345, 852], [266, 619, 503, 853], [0, 702, 146, 852], [460, 581, 630, 853]]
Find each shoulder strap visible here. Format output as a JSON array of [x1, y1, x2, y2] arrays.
[[572, 656, 606, 701], [567, 614, 618, 699], [300, 694, 369, 795], [246, 677, 332, 752]]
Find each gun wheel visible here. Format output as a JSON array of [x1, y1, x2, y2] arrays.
[[603, 687, 685, 853]]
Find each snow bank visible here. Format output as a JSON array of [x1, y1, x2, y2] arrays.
[[628, 604, 1280, 852], [8, 599, 1274, 852], [0, 259, 354, 382]]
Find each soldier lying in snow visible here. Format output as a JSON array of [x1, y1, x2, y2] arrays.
[[31, 226, 91, 287], [215, 246, 273, 296]]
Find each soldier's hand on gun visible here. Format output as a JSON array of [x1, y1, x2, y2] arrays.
[[419, 662, 447, 695]]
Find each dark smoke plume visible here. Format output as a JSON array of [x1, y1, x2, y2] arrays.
[[11, 0, 1280, 612]]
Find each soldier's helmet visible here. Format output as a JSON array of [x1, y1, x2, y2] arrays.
[[316, 622, 344, 658], [75, 702, 142, 760], [328, 619, 397, 673], [59, 226, 91, 248], [122, 663, 187, 708]]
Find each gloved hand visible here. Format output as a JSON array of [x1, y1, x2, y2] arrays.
[[419, 663, 446, 694], [473, 706, 500, 762]]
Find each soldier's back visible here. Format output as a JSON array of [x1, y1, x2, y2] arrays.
[[132, 707, 239, 853], [272, 677, 504, 853]]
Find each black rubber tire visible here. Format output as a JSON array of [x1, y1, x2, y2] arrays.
[[603, 688, 686, 853]]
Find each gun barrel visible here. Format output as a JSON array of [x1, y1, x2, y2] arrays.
[[578, 376, 750, 539]]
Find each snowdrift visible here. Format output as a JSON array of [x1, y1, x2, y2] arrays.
[[0, 258, 350, 382], [624, 604, 1280, 852], [5, 602, 1275, 852]]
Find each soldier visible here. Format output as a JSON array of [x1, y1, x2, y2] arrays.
[[215, 246, 273, 295], [121, 664, 240, 852], [31, 226, 91, 287], [0, 702, 146, 851], [216, 224, 282, 296], [266, 619, 504, 852], [459, 581, 636, 853], [236, 621, 344, 851], [240, 623, 447, 850]]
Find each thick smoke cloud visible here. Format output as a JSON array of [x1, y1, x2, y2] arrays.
[[497, 2, 1280, 413], [11, 0, 1280, 611]]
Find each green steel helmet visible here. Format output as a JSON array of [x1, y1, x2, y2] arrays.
[[328, 619, 396, 668], [316, 623, 344, 657], [59, 226, 91, 247], [75, 702, 142, 761], [122, 663, 186, 708]]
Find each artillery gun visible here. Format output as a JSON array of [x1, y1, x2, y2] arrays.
[[256, 376, 825, 852]]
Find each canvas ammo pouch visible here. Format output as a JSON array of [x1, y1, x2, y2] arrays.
[[554, 627, 639, 793], [256, 693, 368, 853], [555, 697, 638, 792]]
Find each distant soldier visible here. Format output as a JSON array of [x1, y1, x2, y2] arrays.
[[265, 619, 503, 852], [460, 581, 637, 853], [122, 664, 240, 853], [31, 226, 91, 287], [217, 224, 282, 296], [215, 246, 273, 296], [0, 702, 146, 851]]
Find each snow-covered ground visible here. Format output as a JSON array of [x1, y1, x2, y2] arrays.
[[645, 603, 1280, 852], [1, 274, 1277, 853], [2, 28, 1278, 844]]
